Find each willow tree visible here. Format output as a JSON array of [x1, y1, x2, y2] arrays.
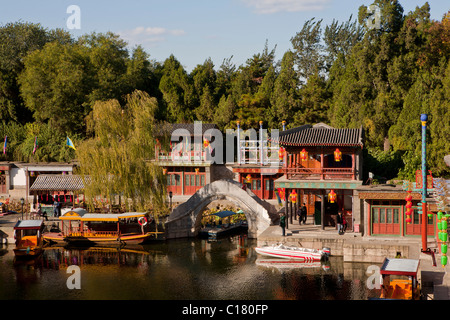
[[77, 90, 167, 218]]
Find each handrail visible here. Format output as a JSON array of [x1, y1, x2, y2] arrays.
[[67, 230, 118, 238], [284, 167, 355, 180]]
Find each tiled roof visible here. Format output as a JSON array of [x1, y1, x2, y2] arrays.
[[273, 124, 364, 147], [156, 122, 219, 136], [30, 174, 87, 191]]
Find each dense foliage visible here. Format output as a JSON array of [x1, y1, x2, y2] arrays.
[[0, 0, 449, 179]]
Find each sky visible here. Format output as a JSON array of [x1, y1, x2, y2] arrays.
[[1, 0, 449, 71]]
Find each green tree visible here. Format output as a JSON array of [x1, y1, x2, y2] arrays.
[[77, 90, 167, 215], [159, 55, 195, 122], [0, 22, 72, 123]]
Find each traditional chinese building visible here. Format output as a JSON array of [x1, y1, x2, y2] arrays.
[[231, 121, 283, 200], [272, 123, 365, 230], [155, 123, 221, 198]]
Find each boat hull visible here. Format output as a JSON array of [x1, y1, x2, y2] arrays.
[[44, 232, 157, 245], [255, 245, 325, 261]]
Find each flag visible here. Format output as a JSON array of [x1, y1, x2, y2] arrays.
[[33, 136, 38, 154], [66, 137, 76, 150], [2, 136, 7, 155]]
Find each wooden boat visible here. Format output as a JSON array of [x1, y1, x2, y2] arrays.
[[255, 244, 330, 261], [378, 258, 421, 300], [13, 220, 45, 258], [43, 208, 162, 245]]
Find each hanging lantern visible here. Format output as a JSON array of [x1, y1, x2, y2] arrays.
[[195, 168, 199, 175], [290, 190, 297, 204], [278, 147, 285, 161], [162, 168, 167, 175], [278, 188, 285, 201], [405, 190, 413, 224], [328, 190, 337, 203], [203, 138, 210, 149], [334, 148, 342, 162], [437, 212, 450, 267], [300, 148, 308, 161], [245, 174, 252, 184], [30, 171, 35, 177]]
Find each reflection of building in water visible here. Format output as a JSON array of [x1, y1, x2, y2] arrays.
[[40, 247, 154, 270]]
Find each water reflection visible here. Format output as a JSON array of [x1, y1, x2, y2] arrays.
[[0, 236, 380, 300]]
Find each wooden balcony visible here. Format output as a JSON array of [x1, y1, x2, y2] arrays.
[[284, 167, 355, 180], [157, 151, 209, 163]]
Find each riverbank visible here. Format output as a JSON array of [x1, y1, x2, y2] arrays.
[[1, 212, 449, 300], [257, 216, 450, 300]]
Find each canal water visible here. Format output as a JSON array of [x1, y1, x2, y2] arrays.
[[0, 236, 381, 300]]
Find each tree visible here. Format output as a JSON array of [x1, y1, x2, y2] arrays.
[[291, 18, 324, 81], [0, 22, 72, 123], [77, 90, 167, 216], [269, 51, 300, 128], [159, 55, 195, 122]]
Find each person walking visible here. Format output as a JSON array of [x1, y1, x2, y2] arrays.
[[300, 203, 307, 224], [337, 211, 344, 235], [280, 212, 286, 236]]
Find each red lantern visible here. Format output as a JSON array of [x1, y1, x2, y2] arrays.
[[245, 174, 252, 184], [203, 138, 210, 149], [162, 168, 167, 175], [278, 147, 285, 161], [300, 148, 308, 161], [278, 188, 285, 200], [290, 190, 298, 204], [405, 190, 413, 224], [334, 148, 342, 162], [195, 168, 199, 175], [328, 190, 337, 203]]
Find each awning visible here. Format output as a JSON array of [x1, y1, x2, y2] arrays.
[[30, 174, 87, 191], [14, 219, 44, 230], [211, 210, 237, 218], [60, 209, 147, 222]]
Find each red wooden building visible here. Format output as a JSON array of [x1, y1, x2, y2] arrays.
[[272, 123, 364, 229], [155, 123, 218, 197]]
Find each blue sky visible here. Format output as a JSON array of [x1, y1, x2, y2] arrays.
[[1, 1, 448, 71]]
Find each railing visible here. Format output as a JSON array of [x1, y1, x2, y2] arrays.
[[284, 167, 355, 180], [157, 151, 207, 163], [67, 230, 118, 238]]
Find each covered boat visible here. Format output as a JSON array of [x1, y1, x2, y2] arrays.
[[13, 220, 45, 258], [255, 244, 330, 261], [378, 258, 421, 300], [43, 208, 162, 245]]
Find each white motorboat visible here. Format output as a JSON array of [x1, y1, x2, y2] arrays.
[[255, 244, 330, 261]]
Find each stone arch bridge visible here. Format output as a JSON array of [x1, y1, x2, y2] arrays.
[[165, 179, 277, 239]]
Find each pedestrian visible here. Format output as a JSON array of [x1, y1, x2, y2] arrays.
[[296, 207, 302, 225], [300, 203, 307, 224], [337, 211, 344, 235], [279, 212, 286, 236], [53, 197, 58, 218]]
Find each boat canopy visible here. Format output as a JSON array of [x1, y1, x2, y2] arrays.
[[210, 210, 237, 218], [380, 258, 419, 277], [60, 208, 147, 222], [14, 219, 44, 230]]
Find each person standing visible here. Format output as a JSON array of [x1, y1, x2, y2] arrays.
[[280, 212, 286, 236], [337, 211, 344, 235], [300, 203, 307, 224]]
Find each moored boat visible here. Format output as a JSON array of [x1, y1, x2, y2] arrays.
[[255, 244, 330, 261], [43, 208, 163, 245], [377, 258, 421, 300], [13, 219, 45, 258]]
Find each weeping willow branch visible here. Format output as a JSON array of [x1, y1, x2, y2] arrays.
[[77, 90, 168, 219]]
